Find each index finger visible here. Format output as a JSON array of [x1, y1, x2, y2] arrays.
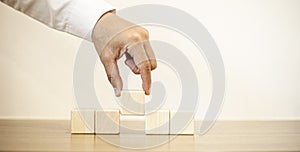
[[143, 41, 157, 70], [138, 60, 151, 95]]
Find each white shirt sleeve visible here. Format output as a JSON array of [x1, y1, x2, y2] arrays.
[[0, 0, 115, 41]]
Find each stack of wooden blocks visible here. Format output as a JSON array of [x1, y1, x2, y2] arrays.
[[71, 90, 194, 135]]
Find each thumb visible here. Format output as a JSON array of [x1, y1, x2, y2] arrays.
[[100, 54, 123, 97]]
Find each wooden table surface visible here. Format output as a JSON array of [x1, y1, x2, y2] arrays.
[[0, 120, 299, 151]]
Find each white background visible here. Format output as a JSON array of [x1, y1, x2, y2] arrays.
[[0, 0, 299, 120]]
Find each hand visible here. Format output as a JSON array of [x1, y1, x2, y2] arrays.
[[92, 12, 157, 97]]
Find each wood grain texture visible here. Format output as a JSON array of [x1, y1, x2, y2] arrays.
[[95, 109, 120, 134], [0, 120, 300, 151], [118, 90, 145, 115], [170, 111, 194, 135], [71, 109, 95, 134], [145, 110, 169, 134]]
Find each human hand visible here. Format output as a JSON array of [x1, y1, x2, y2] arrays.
[[92, 12, 157, 97]]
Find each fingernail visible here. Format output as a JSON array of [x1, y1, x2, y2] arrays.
[[114, 88, 121, 97], [145, 90, 150, 95]]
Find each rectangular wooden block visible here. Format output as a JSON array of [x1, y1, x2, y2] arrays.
[[170, 111, 194, 135], [120, 115, 145, 134], [118, 90, 145, 115], [145, 110, 169, 134], [95, 109, 120, 134], [71, 109, 95, 134]]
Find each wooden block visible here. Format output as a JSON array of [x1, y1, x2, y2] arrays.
[[95, 109, 120, 134], [170, 111, 194, 135], [120, 115, 145, 134], [145, 110, 169, 134], [118, 90, 145, 115], [71, 109, 95, 134]]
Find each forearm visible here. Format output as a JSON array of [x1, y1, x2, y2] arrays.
[[0, 0, 114, 41]]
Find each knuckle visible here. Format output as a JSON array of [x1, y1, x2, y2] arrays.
[[140, 28, 149, 38], [100, 51, 113, 62], [129, 27, 149, 42], [130, 33, 143, 42], [107, 74, 113, 83], [151, 60, 157, 70], [107, 74, 119, 85], [132, 68, 140, 74], [139, 61, 151, 71]]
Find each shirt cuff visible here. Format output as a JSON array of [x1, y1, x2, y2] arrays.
[[67, 0, 115, 41]]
